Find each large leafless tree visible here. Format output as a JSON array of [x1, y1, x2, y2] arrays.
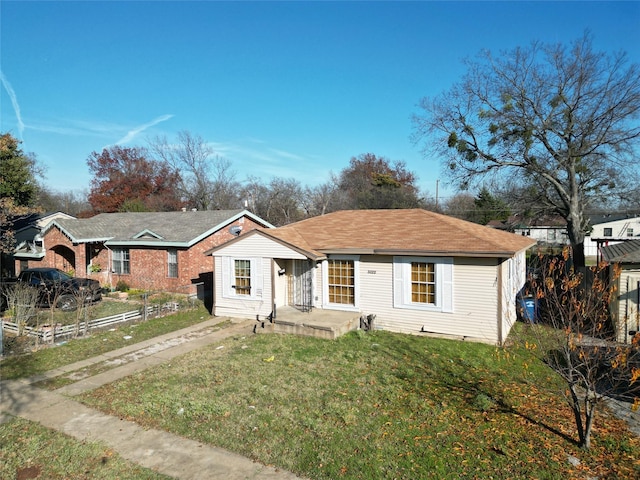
[[413, 33, 640, 268], [242, 176, 305, 226], [150, 131, 241, 211]]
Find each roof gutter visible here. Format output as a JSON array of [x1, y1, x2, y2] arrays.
[[319, 248, 529, 258]]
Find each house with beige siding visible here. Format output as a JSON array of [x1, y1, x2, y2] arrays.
[[601, 240, 640, 344], [206, 209, 536, 345]]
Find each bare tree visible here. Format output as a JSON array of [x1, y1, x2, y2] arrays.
[[241, 176, 304, 226], [413, 33, 640, 269], [36, 188, 91, 216], [2, 282, 39, 336], [209, 156, 242, 210], [442, 192, 477, 221], [515, 249, 640, 449], [150, 131, 241, 210], [301, 179, 343, 217]]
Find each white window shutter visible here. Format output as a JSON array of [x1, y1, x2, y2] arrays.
[[392, 257, 404, 308], [253, 258, 263, 298], [222, 256, 232, 297], [441, 260, 453, 312]]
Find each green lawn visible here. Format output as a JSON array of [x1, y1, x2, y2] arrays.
[[0, 417, 171, 480], [3, 291, 196, 329], [0, 304, 212, 380], [77, 327, 639, 479]]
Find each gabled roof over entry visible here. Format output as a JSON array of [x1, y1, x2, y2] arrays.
[[207, 209, 537, 259], [42, 209, 274, 247]]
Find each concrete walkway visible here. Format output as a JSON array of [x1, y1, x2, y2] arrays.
[[1, 317, 303, 480]]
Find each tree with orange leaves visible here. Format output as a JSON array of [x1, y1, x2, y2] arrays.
[[87, 146, 184, 213], [519, 248, 640, 449]]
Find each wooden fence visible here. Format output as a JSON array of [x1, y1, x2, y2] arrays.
[[1, 302, 180, 343]]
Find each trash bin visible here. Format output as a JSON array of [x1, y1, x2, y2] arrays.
[[518, 295, 537, 323]]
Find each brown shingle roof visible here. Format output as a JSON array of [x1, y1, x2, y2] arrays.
[[265, 209, 536, 258]]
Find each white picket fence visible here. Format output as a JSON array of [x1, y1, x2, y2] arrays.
[[1, 303, 180, 343]]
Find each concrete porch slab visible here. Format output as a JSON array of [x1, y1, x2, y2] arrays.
[[256, 306, 360, 340]]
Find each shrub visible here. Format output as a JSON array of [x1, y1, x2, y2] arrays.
[[115, 280, 130, 292]]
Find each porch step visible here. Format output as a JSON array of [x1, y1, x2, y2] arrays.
[[253, 314, 360, 340]]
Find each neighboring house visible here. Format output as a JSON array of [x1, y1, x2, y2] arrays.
[[21, 209, 273, 299], [584, 215, 640, 261], [511, 215, 569, 246], [6, 211, 75, 278], [600, 239, 640, 344], [489, 214, 569, 247], [206, 209, 536, 345]]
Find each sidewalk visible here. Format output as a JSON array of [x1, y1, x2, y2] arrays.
[[1, 317, 303, 480]]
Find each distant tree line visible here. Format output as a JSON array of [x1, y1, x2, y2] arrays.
[[68, 131, 441, 226]]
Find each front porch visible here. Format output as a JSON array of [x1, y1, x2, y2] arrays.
[[254, 306, 361, 340]]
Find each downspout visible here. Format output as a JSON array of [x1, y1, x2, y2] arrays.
[[623, 276, 629, 343], [271, 258, 276, 319], [497, 258, 504, 345], [211, 255, 217, 316], [637, 280, 640, 336], [105, 245, 113, 291]]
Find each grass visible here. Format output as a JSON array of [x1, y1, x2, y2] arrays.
[[34, 317, 232, 391], [0, 416, 171, 480], [1, 295, 135, 328], [1, 291, 196, 329], [0, 303, 212, 380], [77, 327, 640, 479]]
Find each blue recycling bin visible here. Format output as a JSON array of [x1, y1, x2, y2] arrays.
[[518, 295, 537, 323]]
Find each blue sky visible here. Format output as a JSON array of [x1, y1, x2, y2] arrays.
[[1, 1, 639, 202]]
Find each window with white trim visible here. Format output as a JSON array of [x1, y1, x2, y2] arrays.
[[234, 259, 252, 295], [328, 259, 355, 305], [394, 256, 453, 312], [323, 256, 359, 309], [112, 248, 130, 275], [221, 257, 263, 299], [168, 249, 178, 278], [411, 261, 435, 304]]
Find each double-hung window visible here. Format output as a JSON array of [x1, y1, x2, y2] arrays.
[[112, 248, 130, 275], [234, 259, 252, 295], [168, 249, 178, 278], [394, 256, 453, 312], [222, 257, 262, 299]]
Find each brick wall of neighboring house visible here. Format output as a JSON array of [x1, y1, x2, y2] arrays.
[[16, 224, 86, 275], [20, 215, 266, 294]]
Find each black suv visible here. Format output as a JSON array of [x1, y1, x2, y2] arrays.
[[4, 268, 103, 312]]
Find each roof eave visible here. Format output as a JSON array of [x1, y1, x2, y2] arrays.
[[206, 229, 325, 261], [74, 237, 113, 243], [105, 240, 188, 248], [14, 252, 46, 259], [320, 246, 535, 258]]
